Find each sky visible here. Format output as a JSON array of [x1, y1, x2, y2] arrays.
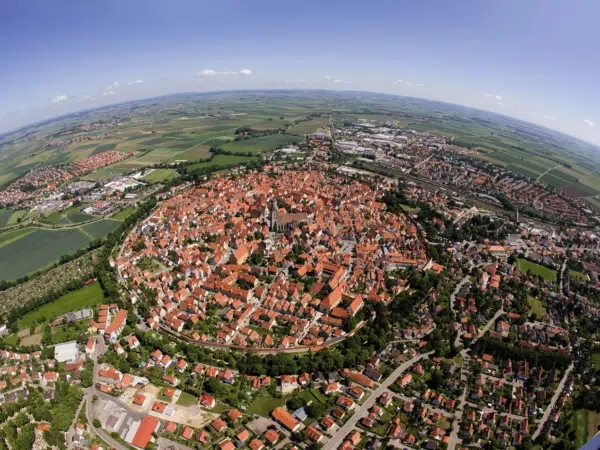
[[1, 0, 600, 145]]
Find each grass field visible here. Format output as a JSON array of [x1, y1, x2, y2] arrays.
[[41, 206, 96, 225], [527, 296, 547, 318], [81, 219, 121, 239], [187, 154, 258, 171], [573, 409, 600, 448], [112, 207, 136, 221], [592, 354, 600, 370], [0, 227, 36, 247], [0, 209, 12, 228], [17, 282, 105, 328], [516, 259, 557, 282], [0, 228, 92, 281], [288, 117, 330, 135], [570, 269, 589, 281], [247, 395, 286, 417], [142, 168, 177, 183], [176, 391, 198, 407], [219, 134, 301, 153]]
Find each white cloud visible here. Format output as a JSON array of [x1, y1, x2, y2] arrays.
[[333, 79, 356, 84], [102, 91, 115, 97], [324, 75, 333, 80], [198, 69, 252, 77], [78, 96, 95, 103], [105, 81, 120, 90], [52, 94, 68, 104], [128, 79, 144, 85], [415, 83, 425, 87], [543, 115, 556, 121], [198, 69, 219, 76], [484, 93, 503, 101], [584, 119, 596, 128]]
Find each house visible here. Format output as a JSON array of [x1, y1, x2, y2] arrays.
[[181, 426, 194, 440], [86, 338, 96, 356], [220, 440, 236, 450], [54, 341, 80, 363], [306, 426, 323, 443], [228, 408, 243, 423], [398, 373, 412, 387], [249, 439, 265, 450], [105, 309, 127, 342], [272, 407, 301, 432], [200, 394, 216, 408], [212, 417, 228, 433], [130, 416, 160, 449]]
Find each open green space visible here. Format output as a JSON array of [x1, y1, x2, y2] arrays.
[[516, 259, 557, 282], [569, 269, 589, 281], [0, 228, 92, 281], [176, 391, 198, 407], [17, 281, 105, 328], [288, 117, 330, 135], [142, 168, 177, 183], [527, 296, 547, 318], [0, 209, 13, 228], [112, 207, 136, 220], [41, 206, 97, 225], [80, 219, 121, 239], [0, 227, 36, 247], [592, 354, 600, 370], [219, 134, 301, 153], [572, 409, 600, 448], [187, 154, 259, 171], [247, 395, 286, 417]]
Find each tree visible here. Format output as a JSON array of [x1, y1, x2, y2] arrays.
[[93, 419, 101, 428], [307, 402, 327, 419]]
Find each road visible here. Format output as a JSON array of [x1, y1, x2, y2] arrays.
[[450, 274, 471, 347], [322, 351, 434, 450], [531, 363, 574, 441], [471, 308, 504, 345]]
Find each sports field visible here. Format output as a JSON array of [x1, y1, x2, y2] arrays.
[[573, 409, 600, 448], [515, 259, 557, 282], [17, 281, 105, 328], [527, 296, 547, 318], [569, 269, 589, 281]]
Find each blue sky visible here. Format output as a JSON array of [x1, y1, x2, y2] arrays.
[[2, 0, 599, 145]]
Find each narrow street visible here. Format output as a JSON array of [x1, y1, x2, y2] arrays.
[[532, 363, 574, 440]]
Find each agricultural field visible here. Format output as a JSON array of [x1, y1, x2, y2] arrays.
[[17, 281, 105, 328], [80, 219, 121, 239], [41, 206, 97, 225], [0, 209, 12, 228], [141, 168, 177, 184], [2, 90, 600, 195], [111, 207, 136, 221], [0, 228, 92, 281], [187, 154, 259, 171], [516, 259, 557, 282], [219, 134, 301, 153], [288, 117, 330, 135], [0, 217, 120, 281]]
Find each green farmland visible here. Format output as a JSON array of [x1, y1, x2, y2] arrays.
[[80, 219, 121, 239], [142, 168, 177, 183], [18, 282, 105, 328], [219, 134, 301, 153], [0, 228, 92, 281], [188, 154, 259, 171], [515, 259, 557, 282], [288, 117, 330, 135]]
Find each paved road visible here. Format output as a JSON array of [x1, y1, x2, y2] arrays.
[[157, 437, 196, 450], [471, 308, 504, 345], [322, 351, 434, 450], [450, 274, 471, 347], [532, 363, 574, 441]]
